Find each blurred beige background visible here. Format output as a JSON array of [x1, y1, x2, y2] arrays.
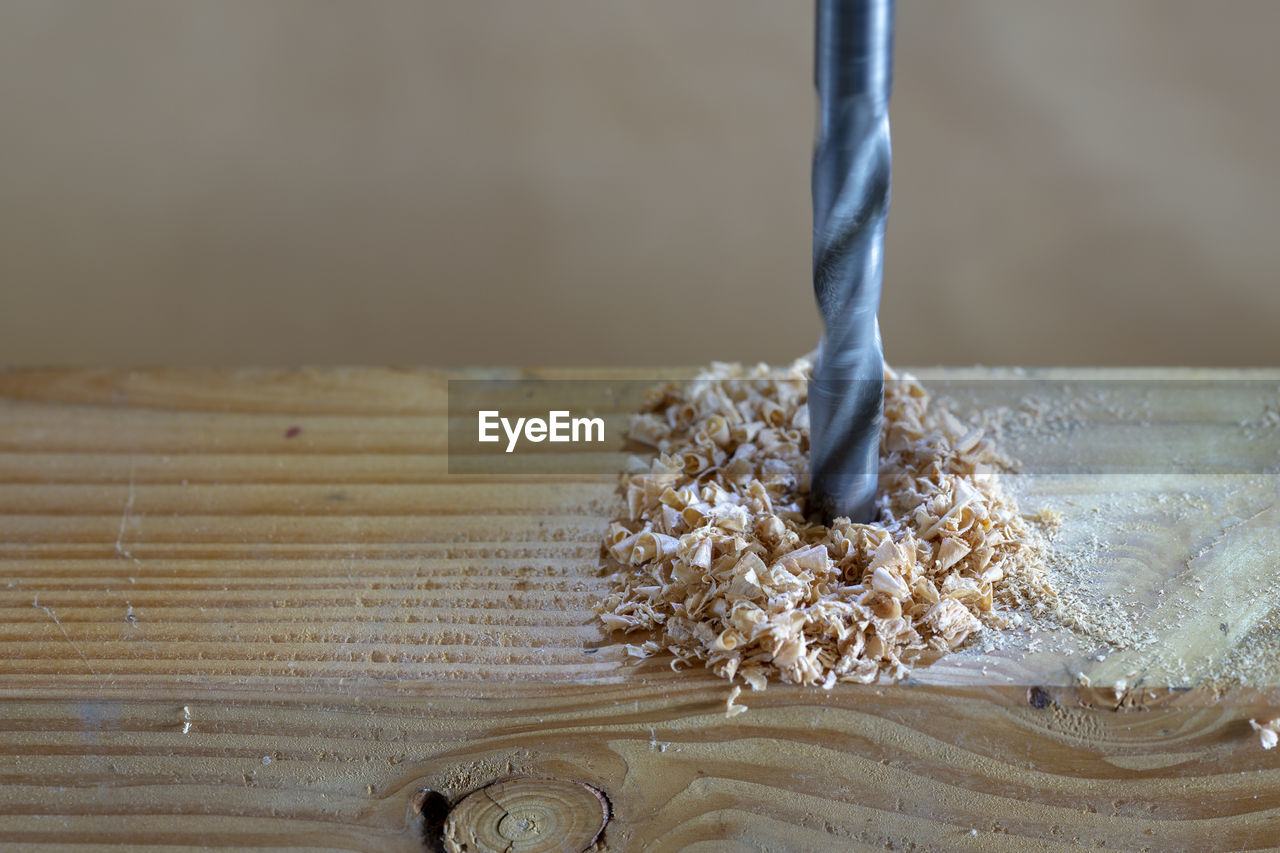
[[1, 1, 1277, 368]]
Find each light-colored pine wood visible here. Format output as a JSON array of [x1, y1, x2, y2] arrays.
[[1, 367, 1279, 851], [443, 776, 609, 853]]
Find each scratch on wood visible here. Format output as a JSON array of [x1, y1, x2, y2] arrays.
[[1186, 501, 1277, 568], [32, 594, 100, 684], [115, 459, 143, 567]]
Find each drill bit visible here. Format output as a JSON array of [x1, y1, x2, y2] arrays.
[[809, 0, 894, 524]]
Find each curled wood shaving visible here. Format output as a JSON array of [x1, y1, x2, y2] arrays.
[[596, 358, 1057, 706], [1250, 718, 1279, 750], [725, 685, 747, 718]]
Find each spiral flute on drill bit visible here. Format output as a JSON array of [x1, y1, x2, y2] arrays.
[[809, 0, 894, 524]]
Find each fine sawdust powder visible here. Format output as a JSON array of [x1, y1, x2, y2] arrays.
[[595, 358, 1062, 707], [929, 380, 1280, 709], [957, 389, 1161, 670]]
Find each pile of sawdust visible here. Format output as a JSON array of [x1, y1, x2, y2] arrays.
[[596, 358, 1059, 699]]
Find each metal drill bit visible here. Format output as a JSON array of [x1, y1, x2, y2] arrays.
[[809, 0, 894, 524]]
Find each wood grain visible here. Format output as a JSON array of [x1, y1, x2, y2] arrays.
[[2, 367, 1280, 851]]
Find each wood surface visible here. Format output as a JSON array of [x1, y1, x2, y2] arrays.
[[1, 367, 1279, 852]]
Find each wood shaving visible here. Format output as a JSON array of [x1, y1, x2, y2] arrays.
[[596, 357, 1056, 707], [1249, 718, 1279, 750], [725, 685, 747, 718]]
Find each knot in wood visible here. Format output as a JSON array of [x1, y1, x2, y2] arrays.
[[443, 776, 609, 853]]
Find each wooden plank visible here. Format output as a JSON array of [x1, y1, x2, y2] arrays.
[[1, 367, 1279, 850], [5, 679, 1280, 851]]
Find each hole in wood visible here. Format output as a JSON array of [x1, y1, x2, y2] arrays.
[[442, 776, 609, 853], [412, 788, 451, 853], [1027, 685, 1052, 709]]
